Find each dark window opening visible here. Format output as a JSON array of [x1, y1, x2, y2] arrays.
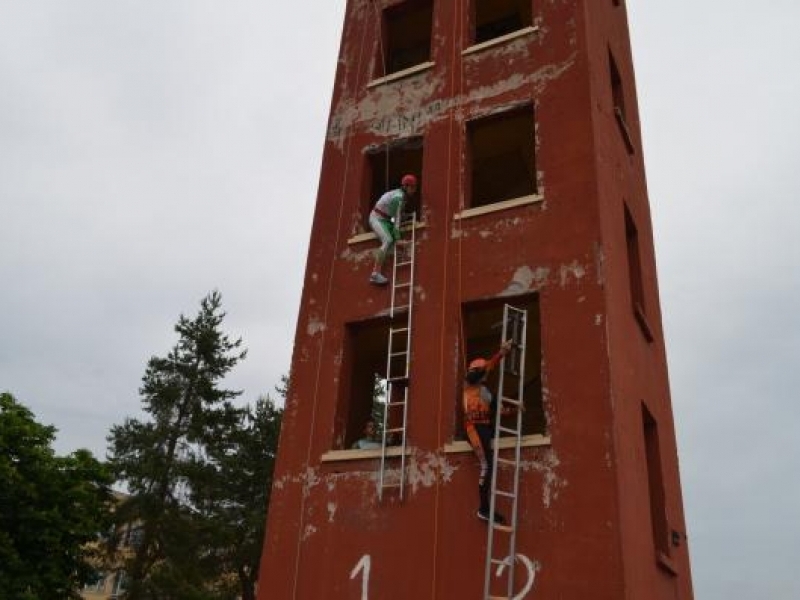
[[642, 403, 670, 557], [609, 49, 634, 153], [379, 0, 434, 77], [468, 106, 537, 208], [624, 204, 645, 313], [474, 0, 532, 44], [609, 49, 626, 118], [364, 137, 423, 228], [456, 294, 545, 440], [338, 318, 402, 450]]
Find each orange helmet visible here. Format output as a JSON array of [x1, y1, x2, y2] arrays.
[[468, 358, 487, 370], [401, 174, 417, 187]]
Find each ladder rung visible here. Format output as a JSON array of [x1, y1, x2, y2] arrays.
[[393, 281, 412, 288], [501, 397, 522, 406], [495, 490, 516, 498], [389, 351, 408, 357], [387, 376, 409, 384], [380, 482, 403, 488], [497, 458, 517, 466], [390, 327, 409, 334], [392, 305, 410, 312], [498, 426, 519, 435], [492, 523, 514, 533], [386, 427, 405, 434], [489, 558, 507, 566], [395, 260, 413, 267], [386, 400, 406, 407]]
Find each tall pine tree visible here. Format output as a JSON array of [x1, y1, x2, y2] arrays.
[[107, 291, 246, 599], [184, 390, 283, 600]]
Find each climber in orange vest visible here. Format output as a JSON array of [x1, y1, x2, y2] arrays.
[[463, 339, 517, 524]]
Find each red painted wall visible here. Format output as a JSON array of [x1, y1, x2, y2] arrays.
[[258, 1, 693, 599]]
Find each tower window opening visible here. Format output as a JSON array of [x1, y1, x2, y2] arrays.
[[379, 0, 434, 77], [474, 0, 533, 44], [456, 294, 545, 440], [624, 204, 645, 313], [609, 49, 634, 153], [467, 106, 537, 209], [624, 203, 653, 341], [338, 318, 398, 450], [642, 403, 670, 558], [363, 137, 423, 231]]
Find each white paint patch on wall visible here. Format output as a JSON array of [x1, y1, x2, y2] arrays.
[[558, 260, 587, 287], [407, 449, 460, 492], [502, 265, 551, 296], [302, 524, 317, 541], [340, 246, 374, 265], [327, 502, 337, 522], [306, 315, 327, 336], [520, 447, 565, 509]]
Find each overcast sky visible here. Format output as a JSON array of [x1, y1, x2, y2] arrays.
[[1, 1, 798, 598]]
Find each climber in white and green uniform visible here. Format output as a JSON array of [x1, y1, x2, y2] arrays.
[[368, 173, 418, 286]]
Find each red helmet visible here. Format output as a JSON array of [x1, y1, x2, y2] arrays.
[[468, 358, 487, 370], [401, 174, 418, 187]]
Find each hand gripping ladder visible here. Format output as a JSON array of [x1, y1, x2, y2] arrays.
[[378, 211, 416, 501], [484, 304, 528, 600]]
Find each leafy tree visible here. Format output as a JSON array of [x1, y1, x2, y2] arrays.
[[185, 391, 283, 600], [0, 392, 113, 600], [107, 291, 247, 599]]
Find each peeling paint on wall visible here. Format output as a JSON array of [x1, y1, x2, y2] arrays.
[[302, 524, 317, 541], [502, 265, 551, 296], [307, 316, 327, 336], [520, 448, 565, 509], [558, 260, 587, 287]]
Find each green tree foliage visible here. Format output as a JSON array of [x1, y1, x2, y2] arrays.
[[106, 291, 283, 599], [185, 391, 283, 600], [0, 392, 113, 600]]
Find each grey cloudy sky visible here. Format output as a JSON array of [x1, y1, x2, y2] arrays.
[[1, 1, 798, 598]]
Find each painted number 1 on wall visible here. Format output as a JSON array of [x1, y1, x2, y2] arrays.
[[350, 553, 538, 599]]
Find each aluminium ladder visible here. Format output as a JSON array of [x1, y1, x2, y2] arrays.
[[484, 304, 528, 599], [378, 211, 417, 501]]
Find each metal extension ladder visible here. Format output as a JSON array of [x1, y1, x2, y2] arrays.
[[378, 212, 417, 501], [484, 304, 528, 599]]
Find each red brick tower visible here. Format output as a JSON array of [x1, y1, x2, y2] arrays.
[[257, 1, 693, 599]]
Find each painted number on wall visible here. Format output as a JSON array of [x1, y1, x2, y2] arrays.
[[494, 553, 539, 599], [350, 553, 538, 599], [350, 554, 371, 600]]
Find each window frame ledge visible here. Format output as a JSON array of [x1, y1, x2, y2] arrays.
[[444, 434, 551, 454], [454, 194, 543, 221], [633, 302, 655, 342], [462, 26, 540, 57], [347, 220, 427, 245], [321, 446, 410, 463], [614, 106, 636, 154], [368, 61, 436, 88], [656, 551, 679, 577]]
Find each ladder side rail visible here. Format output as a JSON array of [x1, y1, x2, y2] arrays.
[[484, 305, 528, 599], [381, 211, 416, 501], [404, 212, 416, 380], [378, 327, 396, 500], [398, 213, 415, 500], [380, 329, 404, 499], [506, 307, 528, 599], [484, 305, 512, 599], [500, 304, 516, 599], [398, 384, 409, 501]]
